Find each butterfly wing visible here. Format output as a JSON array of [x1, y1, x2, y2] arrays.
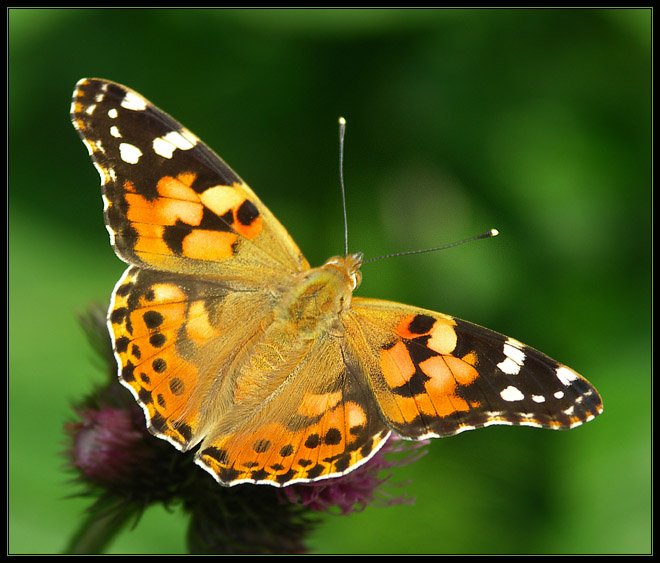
[[108, 266, 279, 450], [71, 78, 310, 453], [195, 331, 391, 487], [346, 298, 603, 439], [71, 78, 309, 281]]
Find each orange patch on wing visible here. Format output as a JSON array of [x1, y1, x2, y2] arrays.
[[156, 173, 199, 200], [181, 229, 237, 261], [420, 355, 479, 387], [394, 315, 420, 340], [149, 283, 187, 304], [185, 300, 217, 345], [461, 350, 478, 367], [132, 223, 172, 256], [380, 341, 416, 388], [214, 422, 286, 467], [394, 396, 426, 423], [426, 391, 467, 418], [445, 356, 479, 386], [234, 214, 262, 240], [345, 400, 367, 433], [125, 188, 203, 227], [427, 322, 457, 355], [418, 355, 479, 416], [160, 198, 203, 226], [395, 390, 464, 420], [394, 315, 457, 355], [298, 391, 343, 418], [200, 185, 244, 217], [200, 184, 264, 241]]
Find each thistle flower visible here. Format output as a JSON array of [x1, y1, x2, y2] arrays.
[[280, 437, 429, 515], [63, 304, 427, 554], [68, 405, 150, 487]]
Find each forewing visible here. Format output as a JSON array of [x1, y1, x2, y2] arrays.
[[71, 78, 309, 281], [347, 298, 603, 439]]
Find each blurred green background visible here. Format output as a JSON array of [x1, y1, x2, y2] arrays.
[[8, 8, 650, 555]]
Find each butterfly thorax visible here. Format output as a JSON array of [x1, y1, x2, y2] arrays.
[[229, 253, 362, 407], [277, 252, 363, 338]]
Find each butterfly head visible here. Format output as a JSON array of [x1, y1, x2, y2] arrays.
[[323, 252, 364, 292]]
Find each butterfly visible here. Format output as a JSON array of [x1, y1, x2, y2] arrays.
[[71, 78, 602, 488]]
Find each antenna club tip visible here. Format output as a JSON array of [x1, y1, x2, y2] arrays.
[[338, 117, 346, 126], [476, 228, 499, 240]]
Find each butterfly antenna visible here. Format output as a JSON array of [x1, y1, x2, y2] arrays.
[[338, 117, 349, 257], [362, 228, 499, 264]]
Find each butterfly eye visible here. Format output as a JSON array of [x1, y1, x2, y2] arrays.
[[346, 252, 363, 291], [350, 269, 362, 291]]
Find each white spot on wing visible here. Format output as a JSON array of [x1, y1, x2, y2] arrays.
[[556, 366, 579, 386], [152, 130, 196, 159], [497, 339, 526, 375], [119, 142, 142, 164], [121, 91, 148, 111], [531, 394, 546, 403], [497, 357, 519, 375], [108, 108, 118, 119], [500, 385, 525, 402], [110, 125, 121, 138]]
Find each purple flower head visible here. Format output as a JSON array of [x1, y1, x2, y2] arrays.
[[280, 435, 429, 515], [68, 405, 151, 487]]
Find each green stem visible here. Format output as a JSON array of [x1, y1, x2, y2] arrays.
[[64, 498, 138, 554]]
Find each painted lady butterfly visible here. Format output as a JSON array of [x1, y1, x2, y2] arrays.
[[71, 79, 602, 488]]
